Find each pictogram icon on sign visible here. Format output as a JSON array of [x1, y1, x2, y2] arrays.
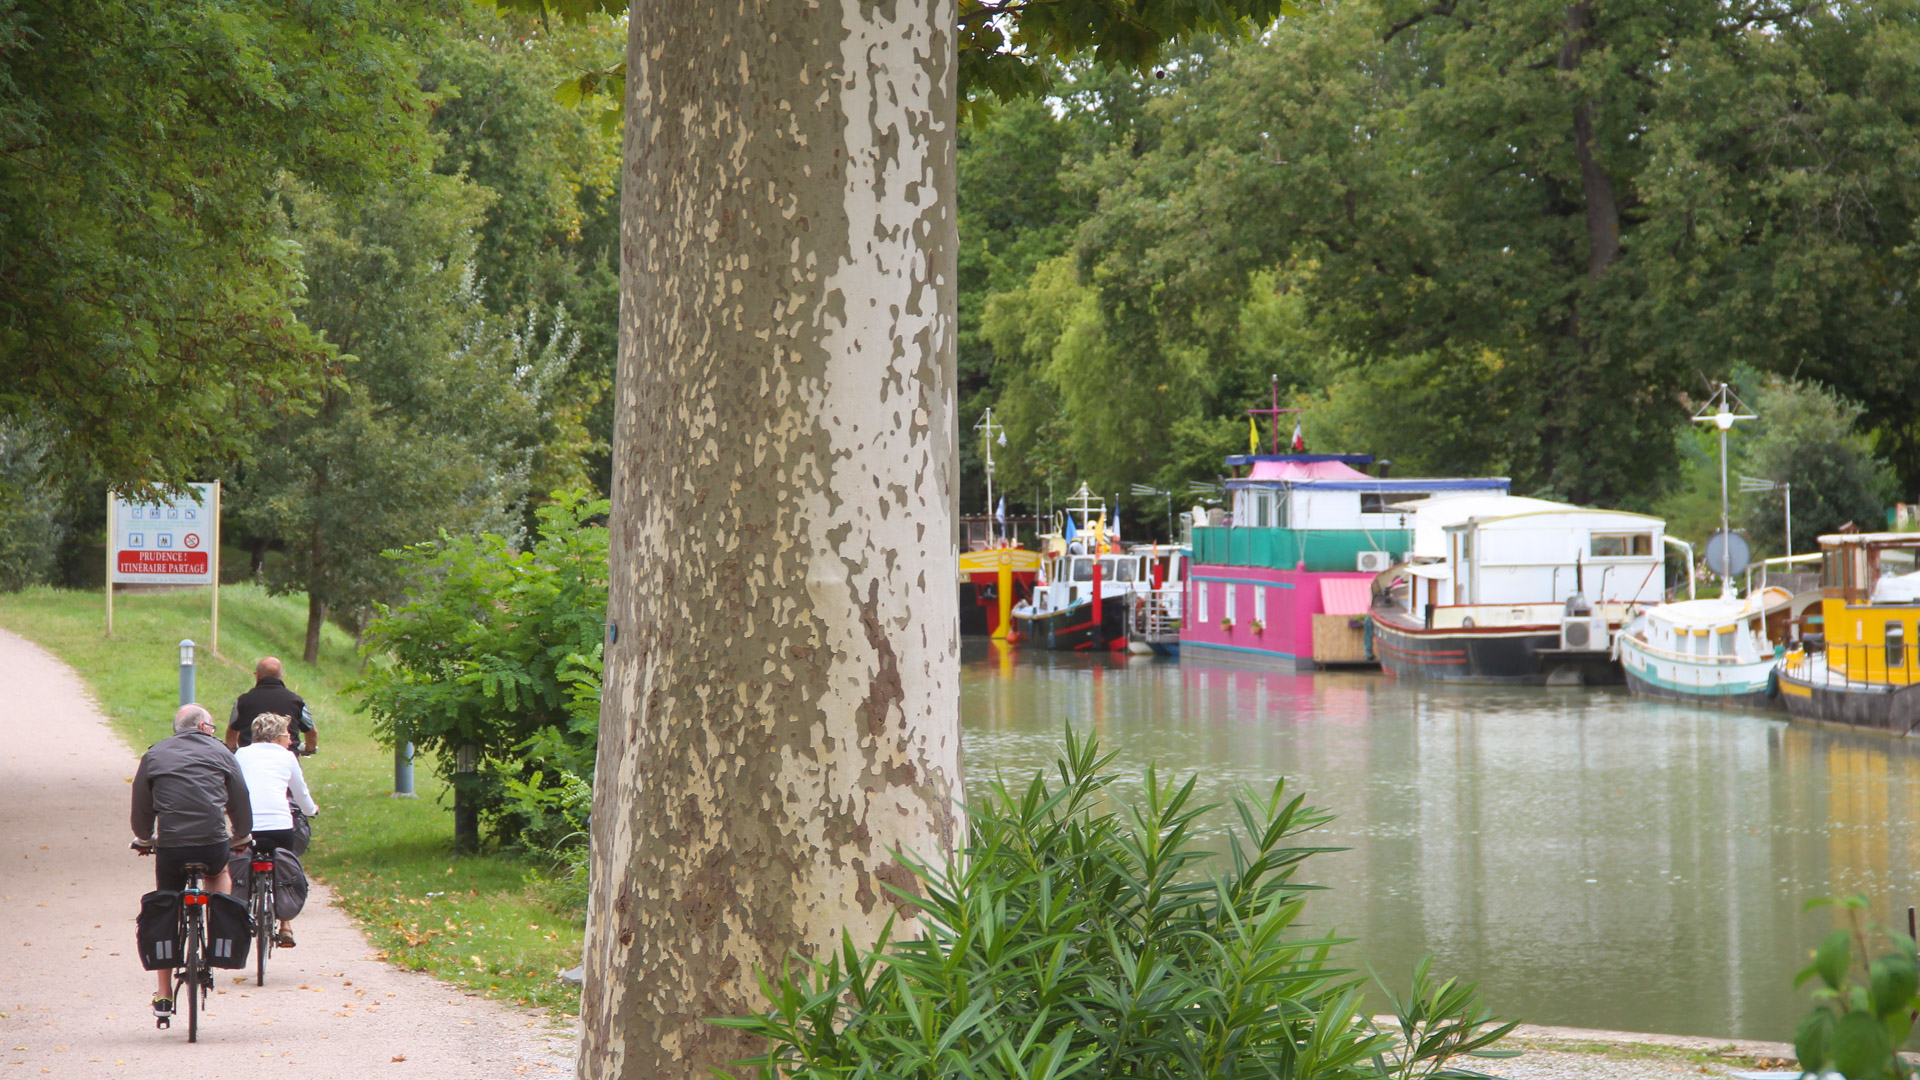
[[184, 533, 200, 549]]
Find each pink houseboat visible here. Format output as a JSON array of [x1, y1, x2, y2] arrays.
[[1181, 454, 1509, 669]]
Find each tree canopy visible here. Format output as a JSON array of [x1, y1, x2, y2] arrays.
[[0, 0, 447, 489]]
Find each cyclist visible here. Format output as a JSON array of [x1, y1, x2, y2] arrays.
[[232, 711, 318, 946], [130, 704, 252, 1023], [226, 657, 317, 755]]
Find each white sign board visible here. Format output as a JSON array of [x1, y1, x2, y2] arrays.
[[111, 484, 217, 585]]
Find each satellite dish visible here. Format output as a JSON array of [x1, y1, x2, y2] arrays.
[[1704, 530, 1751, 577]]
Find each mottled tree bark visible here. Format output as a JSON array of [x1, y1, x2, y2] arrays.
[[581, 3, 960, 1078]]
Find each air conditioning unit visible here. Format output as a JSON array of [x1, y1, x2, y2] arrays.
[[1357, 550, 1393, 573], [1560, 615, 1610, 652]]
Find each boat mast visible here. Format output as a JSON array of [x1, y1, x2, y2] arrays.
[[975, 408, 1005, 543], [1692, 382, 1756, 597]]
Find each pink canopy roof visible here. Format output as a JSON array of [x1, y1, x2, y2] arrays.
[[1246, 459, 1374, 482]]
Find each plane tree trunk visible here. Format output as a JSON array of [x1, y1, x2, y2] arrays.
[[581, 3, 961, 1078]]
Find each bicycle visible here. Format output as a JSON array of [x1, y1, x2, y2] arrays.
[[132, 842, 213, 1042], [247, 844, 275, 986]]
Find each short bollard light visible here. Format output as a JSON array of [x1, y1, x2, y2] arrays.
[[392, 740, 417, 798], [178, 638, 196, 708]]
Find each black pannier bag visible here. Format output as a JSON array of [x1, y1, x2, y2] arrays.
[[288, 806, 312, 857], [136, 890, 183, 971], [271, 848, 309, 921], [227, 848, 310, 921], [203, 892, 252, 969]]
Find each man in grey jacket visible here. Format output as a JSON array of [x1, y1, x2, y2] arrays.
[[131, 703, 252, 1017]]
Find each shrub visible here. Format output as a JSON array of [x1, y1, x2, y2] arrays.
[[1794, 896, 1920, 1080], [356, 488, 607, 850], [719, 730, 1516, 1080]]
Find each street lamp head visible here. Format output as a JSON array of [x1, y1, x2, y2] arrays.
[[178, 638, 195, 666], [1714, 409, 1735, 431]]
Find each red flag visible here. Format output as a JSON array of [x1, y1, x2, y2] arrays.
[[1290, 421, 1305, 452]]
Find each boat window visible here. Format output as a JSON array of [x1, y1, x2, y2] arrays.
[[1362, 492, 1430, 514], [1072, 558, 1093, 582], [1275, 493, 1289, 528], [1253, 493, 1272, 528], [1591, 533, 1654, 558], [1888, 622, 1906, 672], [1196, 580, 1209, 622], [1717, 629, 1736, 657], [1823, 551, 1842, 589], [1255, 585, 1267, 624], [1111, 559, 1135, 582], [1225, 584, 1237, 622], [1694, 632, 1709, 657]]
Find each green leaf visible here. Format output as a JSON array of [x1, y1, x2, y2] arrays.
[[1819, 930, 1855, 991], [1870, 956, 1917, 1018], [1831, 1010, 1894, 1080]]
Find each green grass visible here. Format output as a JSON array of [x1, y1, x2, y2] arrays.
[[0, 584, 584, 1015]]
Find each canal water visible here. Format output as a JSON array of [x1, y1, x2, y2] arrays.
[[959, 642, 1920, 1044]]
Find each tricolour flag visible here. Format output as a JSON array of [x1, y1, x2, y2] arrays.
[[1291, 421, 1305, 452]]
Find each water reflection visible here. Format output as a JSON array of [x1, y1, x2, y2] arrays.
[[958, 641, 1920, 1042]]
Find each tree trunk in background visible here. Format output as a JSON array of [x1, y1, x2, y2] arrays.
[[303, 591, 326, 665], [1559, 1, 1620, 277], [581, 3, 960, 1078]]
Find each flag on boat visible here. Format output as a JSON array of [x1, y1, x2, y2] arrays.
[[994, 496, 1005, 524], [1063, 514, 1078, 543], [1291, 421, 1305, 452], [1248, 416, 1259, 455]]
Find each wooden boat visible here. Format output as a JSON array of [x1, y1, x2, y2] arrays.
[[1615, 589, 1793, 710], [1777, 533, 1920, 734], [958, 546, 1041, 638], [1012, 485, 1145, 651]]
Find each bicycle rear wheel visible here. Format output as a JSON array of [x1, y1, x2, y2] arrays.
[[253, 872, 272, 986], [183, 921, 201, 1043]]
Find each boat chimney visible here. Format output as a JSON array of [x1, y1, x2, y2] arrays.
[[1376, 459, 1393, 478]]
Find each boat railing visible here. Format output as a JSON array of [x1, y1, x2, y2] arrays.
[[1781, 641, 1920, 692], [1127, 586, 1185, 644]]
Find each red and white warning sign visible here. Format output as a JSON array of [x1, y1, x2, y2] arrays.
[[111, 485, 216, 585]]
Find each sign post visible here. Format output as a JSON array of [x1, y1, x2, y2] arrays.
[[107, 483, 222, 650]]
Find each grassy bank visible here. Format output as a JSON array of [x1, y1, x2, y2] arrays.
[[0, 584, 583, 1013]]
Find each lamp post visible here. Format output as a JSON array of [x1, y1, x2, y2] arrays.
[[1738, 475, 1793, 559], [178, 639, 195, 707]]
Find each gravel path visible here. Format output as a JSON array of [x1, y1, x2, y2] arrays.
[[0, 627, 578, 1079]]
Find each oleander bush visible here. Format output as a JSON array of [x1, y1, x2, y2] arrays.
[[719, 730, 1517, 1080]]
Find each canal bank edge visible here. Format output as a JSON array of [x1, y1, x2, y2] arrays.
[[1475, 1022, 1805, 1080]]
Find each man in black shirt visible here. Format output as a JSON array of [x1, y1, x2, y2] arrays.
[[226, 656, 317, 754]]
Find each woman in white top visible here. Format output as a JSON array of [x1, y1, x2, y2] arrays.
[[233, 712, 319, 946]]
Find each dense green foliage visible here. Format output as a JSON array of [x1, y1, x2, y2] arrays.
[[1794, 896, 1920, 1080], [357, 490, 607, 849], [721, 732, 1516, 1080], [1740, 378, 1897, 554], [0, 0, 445, 489], [0, 2, 620, 609]]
